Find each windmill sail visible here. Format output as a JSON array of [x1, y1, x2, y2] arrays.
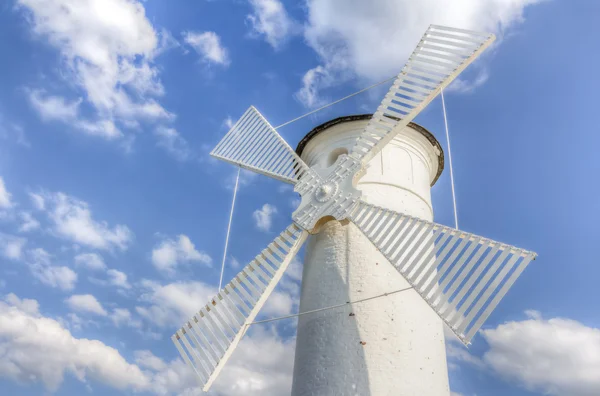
[[350, 25, 495, 165], [349, 200, 536, 344], [172, 223, 308, 391], [211, 106, 317, 184]]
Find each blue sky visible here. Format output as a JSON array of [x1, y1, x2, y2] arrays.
[[0, 0, 599, 395]]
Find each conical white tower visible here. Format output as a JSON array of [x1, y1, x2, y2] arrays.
[[291, 115, 450, 396]]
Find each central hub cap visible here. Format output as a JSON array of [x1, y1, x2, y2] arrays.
[[292, 154, 363, 232], [315, 182, 338, 202]]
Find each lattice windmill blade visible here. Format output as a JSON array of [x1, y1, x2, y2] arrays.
[[350, 25, 495, 165], [348, 200, 536, 345], [172, 223, 308, 391], [211, 106, 320, 185]]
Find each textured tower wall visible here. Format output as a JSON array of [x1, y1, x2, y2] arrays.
[[291, 120, 450, 396]]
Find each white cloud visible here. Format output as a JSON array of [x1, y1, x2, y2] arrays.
[[230, 256, 241, 269], [4, 293, 39, 316], [298, 0, 543, 106], [263, 290, 294, 317], [26, 248, 78, 291], [26, 90, 122, 139], [183, 31, 230, 66], [106, 269, 131, 289], [18, 212, 40, 233], [0, 177, 13, 209], [136, 280, 216, 327], [226, 169, 259, 191], [481, 311, 600, 396], [154, 127, 192, 161], [151, 234, 211, 276], [447, 68, 491, 94], [0, 296, 150, 392], [74, 252, 106, 271], [40, 191, 133, 251], [447, 311, 600, 396], [133, 326, 295, 396], [65, 294, 108, 316], [253, 203, 277, 232], [0, 233, 26, 260], [295, 65, 334, 108], [110, 308, 142, 328], [32, 264, 78, 291], [29, 192, 45, 210], [223, 116, 235, 130], [27, 89, 82, 122], [0, 115, 30, 147], [18, 0, 172, 139], [247, 0, 298, 49], [2, 294, 295, 395]]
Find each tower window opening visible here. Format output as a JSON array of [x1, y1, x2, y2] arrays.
[[327, 147, 348, 167]]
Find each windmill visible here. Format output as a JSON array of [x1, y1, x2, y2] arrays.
[[171, 25, 537, 393]]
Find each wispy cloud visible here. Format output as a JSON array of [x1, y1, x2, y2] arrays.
[[183, 31, 230, 66], [18, 0, 173, 140], [0, 177, 13, 209], [154, 127, 192, 161], [253, 203, 277, 232], [36, 191, 133, 251], [151, 234, 212, 276], [247, 0, 299, 49]]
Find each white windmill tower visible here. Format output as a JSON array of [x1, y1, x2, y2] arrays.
[[170, 25, 537, 395]]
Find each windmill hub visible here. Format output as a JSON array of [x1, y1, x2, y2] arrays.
[[292, 154, 363, 231], [315, 181, 338, 202]]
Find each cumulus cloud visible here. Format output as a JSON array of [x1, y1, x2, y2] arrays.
[[0, 296, 150, 392], [151, 234, 211, 276], [4, 293, 39, 316], [26, 248, 78, 291], [154, 127, 192, 161], [0, 294, 296, 395], [297, 0, 544, 106], [18, 211, 40, 233], [65, 294, 108, 316], [18, 0, 172, 139], [253, 203, 277, 232], [38, 191, 133, 251], [0, 177, 13, 209], [133, 327, 295, 395], [448, 311, 600, 396], [0, 233, 27, 260], [110, 307, 142, 329], [74, 252, 106, 271], [136, 280, 216, 327], [106, 269, 131, 289], [183, 31, 230, 66], [247, 0, 298, 49]]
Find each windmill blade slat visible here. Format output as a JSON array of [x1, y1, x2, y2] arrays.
[[211, 106, 315, 184], [349, 25, 495, 165], [173, 223, 308, 391], [349, 200, 536, 345]]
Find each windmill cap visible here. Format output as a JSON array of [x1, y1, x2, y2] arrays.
[[295, 114, 445, 186]]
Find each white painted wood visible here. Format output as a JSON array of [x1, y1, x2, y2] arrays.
[[172, 223, 308, 392], [350, 25, 496, 165], [292, 119, 451, 396], [350, 199, 536, 345], [211, 106, 313, 184]]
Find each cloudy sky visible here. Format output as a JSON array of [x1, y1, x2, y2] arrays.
[[0, 0, 599, 395]]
